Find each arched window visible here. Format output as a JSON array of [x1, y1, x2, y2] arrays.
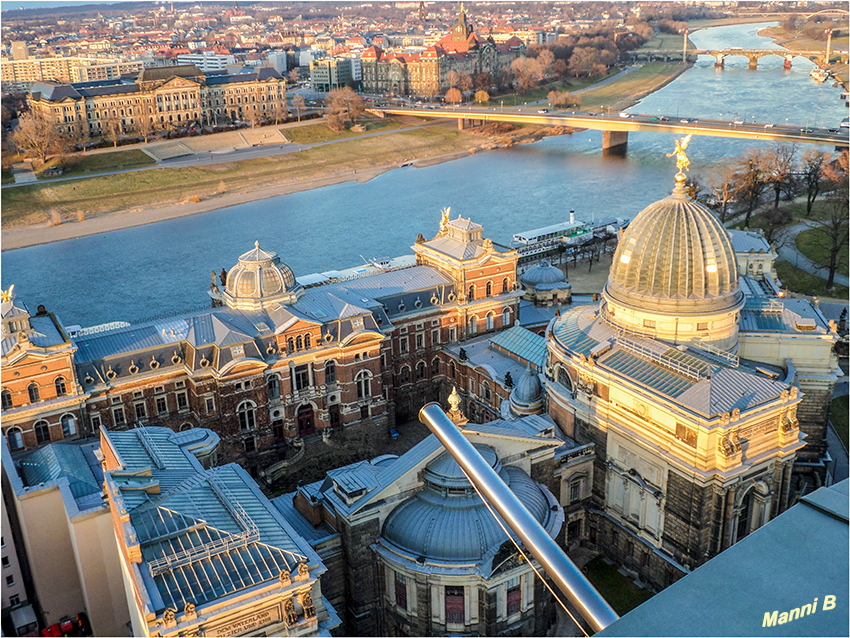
[[28, 383, 40, 404], [502, 277, 509, 293], [431, 357, 440, 376], [486, 281, 492, 297], [287, 337, 294, 352], [237, 401, 256, 431], [304, 333, 311, 349], [467, 284, 475, 301], [54, 377, 67, 396], [179, 422, 194, 432], [7, 427, 23, 451], [557, 366, 573, 392], [400, 366, 410, 384], [1, 389, 12, 410], [267, 375, 280, 399], [326, 360, 337, 384], [482, 381, 492, 403], [503, 307, 511, 327], [486, 313, 495, 330], [35, 420, 50, 445], [468, 316, 477, 335], [61, 414, 76, 437], [416, 361, 426, 380], [295, 335, 303, 350], [449, 361, 456, 379], [355, 370, 371, 399]]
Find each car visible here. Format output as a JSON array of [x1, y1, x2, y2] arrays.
[[763, 123, 774, 128], [649, 116, 659, 121], [827, 127, 839, 133], [800, 127, 814, 133], [680, 118, 689, 123], [733, 120, 744, 125], [659, 116, 669, 121], [537, 108, 549, 113], [619, 112, 631, 118]]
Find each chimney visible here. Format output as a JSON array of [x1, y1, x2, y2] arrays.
[[569, 210, 575, 224]]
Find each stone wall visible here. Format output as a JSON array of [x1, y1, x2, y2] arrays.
[[337, 516, 381, 636]]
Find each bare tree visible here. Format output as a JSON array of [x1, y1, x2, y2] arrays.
[[734, 149, 768, 228], [706, 165, 741, 224], [473, 71, 491, 91], [764, 143, 798, 211], [102, 115, 123, 148], [537, 48, 555, 77], [291, 95, 305, 122], [801, 148, 830, 216], [812, 151, 850, 289], [288, 69, 299, 84], [458, 72, 473, 94], [325, 87, 364, 128], [445, 70, 460, 89], [11, 110, 62, 162], [511, 57, 542, 93], [136, 102, 157, 143]]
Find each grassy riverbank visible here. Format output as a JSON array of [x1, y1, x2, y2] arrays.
[[578, 62, 689, 111], [0, 123, 481, 228]]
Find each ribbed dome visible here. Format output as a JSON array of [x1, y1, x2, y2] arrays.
[[222, 241, 302, 310], [510, 365, 544, 416], [605, 177, 742, 315], [521, 260, 566, 286], [381, 450, 550, 562]]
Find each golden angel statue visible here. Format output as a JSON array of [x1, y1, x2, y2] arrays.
[[440, 206, 451, 233], [667, 134, 693, 173], [1, 284, 14, 303]]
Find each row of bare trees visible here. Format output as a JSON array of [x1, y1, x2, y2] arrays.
[[693, 145, 848, 289]]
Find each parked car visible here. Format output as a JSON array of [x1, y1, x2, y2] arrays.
[[537, 108, 549, 113]]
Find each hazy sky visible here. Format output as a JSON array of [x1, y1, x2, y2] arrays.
[[1, 0, 135, 9]]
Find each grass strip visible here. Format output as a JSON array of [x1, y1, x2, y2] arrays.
[[774, 261, 849, 297], [37, 149, 156, 179], [796, 228, 849, 278], [582, 556, 654, 616], [577, 63, 687, 111], [281, 118, 399, 144], [830, 396, 848, 451]]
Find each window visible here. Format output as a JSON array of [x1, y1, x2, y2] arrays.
[[134, 402, 147, 420], [7, 427, 22, 453], [5, 575, 14, 587], [486, 281, 492, 297], [445, 586, 464, 624], [400, 337, 408, 353], [395, 572, 407, 609], [570, 480, 581, 503], [176, 381, 185, 388], [294, 365, 310, 391], [467, 284, 475, 301], [486, 313, 494, 330], [27, 383, 39, 404], [244, 436, 256, 453], [696, 322, 709, 331], [9, 594, 19, 607], [54, 377, 67, 396], [1, 389, 12, 410], [502, 277, 509, 293], [238, 401, 256, 431], [61, 414, 76, 437], [449, 361, 456, 379], [482, 381, 491, 403], [360, 405, 370, 421], [507, 577, 522, 615], [205, 397, 215, 414], [287, 337, 294, 352], [1, 556, 8, 568], [267, 375, 280, 399], [35, 421, 50, 445], [304, 333, 311, 349], [356, 370, 371, 399], [432, 328, 439, 345], [675, 422, 698, 447], [468, 316, 477, 335], [296, 335, 303, 350], [90, 414, 101, 430], [156, 396, 168, 414], [449, 328, 456, 342], [503, 307, 511, 327], [112, 406, 125, 426], [431, 358, 440, 376], [643, 319, 656, 329], [176, 391, 188, 410], [416, 334, 424, 350], [326, 360, 336, 384]]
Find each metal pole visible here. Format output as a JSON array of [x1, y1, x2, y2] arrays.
[[418, 403, 620, 633]]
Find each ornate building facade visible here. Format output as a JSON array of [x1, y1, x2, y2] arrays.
[[26, 64, 286, 136], [360, 7, 524, 97]]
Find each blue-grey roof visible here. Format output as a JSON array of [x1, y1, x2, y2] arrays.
[[551, 306, 600, 356], [77, 84, 140, 97], [19, 443, 101, 500], [271, 493, 338, 546], [728, 229, 773, 254], [599, 480, 849, 637], [490, 325, 547, 369]]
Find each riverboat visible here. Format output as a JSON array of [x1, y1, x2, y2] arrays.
[[810, 68, 829, 84], [511, 211, 591, 247]]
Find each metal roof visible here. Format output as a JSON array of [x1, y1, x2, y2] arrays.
[[19, 443, 101, 499], [728, 229, 773, 254], [489, 325, 547, 369]]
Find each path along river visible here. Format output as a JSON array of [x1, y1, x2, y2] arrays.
[[3, 22, 847, 328]]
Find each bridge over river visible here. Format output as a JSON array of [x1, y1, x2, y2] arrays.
[[374, 106, 849, 152], [631, 48, 847, 69]]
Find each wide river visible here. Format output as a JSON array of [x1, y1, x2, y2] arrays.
[[3, 22, 847, 328]]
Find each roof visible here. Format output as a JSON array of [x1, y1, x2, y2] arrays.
[[728, 229, 774, 254], [599, 480, 849, 637], [489, 324, 547, 369], [137, 64, 203, 82], [19, 442, 102, 501]]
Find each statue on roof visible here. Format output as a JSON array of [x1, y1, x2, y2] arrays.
[[440, 206, 451, 233], [1, 284, 14, 303], [667, 134, 692, 175]]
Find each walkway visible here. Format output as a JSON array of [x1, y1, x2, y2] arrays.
[[776, 221, 850, 288]]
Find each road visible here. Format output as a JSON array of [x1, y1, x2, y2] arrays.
[[777, 221, 850, 288]]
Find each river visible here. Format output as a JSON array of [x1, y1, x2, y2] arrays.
[[3, 22, 847, 328]]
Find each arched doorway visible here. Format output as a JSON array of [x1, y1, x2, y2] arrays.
[[297, 404, 315, 437]]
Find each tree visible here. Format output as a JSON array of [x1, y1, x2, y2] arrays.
[[445, 70, 460, 89], [102, 115, 123, 148], [288, 69, 299, 84], [473, 71, 491, 91], [136, 103, 157, 143], [11, 110, 62, 162], [291, 95, 305, 122], [553, 59, 568, 77], [764, 143, 797, 211], [734, 149, 768, 228], [537, 48, 555, 77], [511, 56, 542, 93], [325, 87, 364, 127], [445, 87, 462, 105], [813, 150, 850, 289], [705, 165, 740, 224], [801, 148, 830, 216], [458, 72, 473, 93], [474, 90, 489, 104]]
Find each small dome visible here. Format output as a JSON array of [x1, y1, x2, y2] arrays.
[[521, 260, 567, 286], [221, 241, 302, 310], [605, 177, 742, 315], [381, 448, 551, 562], [510, 365, 544, 416]]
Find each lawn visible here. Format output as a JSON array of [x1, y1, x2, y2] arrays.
[[281, 117, 399, 144], [0, 124, 482, 227], [487, 73, 618, 108], [774, 261, 849, 298], [830, 395, 848, 451], [636, 32, 695, 52], [1, 167, 14, 185], [37, 149, 156, 179], [796, 228, 849, 278], [578, 63, 688, 111], [582, 556, 654, 615]]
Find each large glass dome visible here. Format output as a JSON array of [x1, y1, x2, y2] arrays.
[[221, 241, 302, 310]]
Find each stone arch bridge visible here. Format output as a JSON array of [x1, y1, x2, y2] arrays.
[[694, 48, 848, 70]]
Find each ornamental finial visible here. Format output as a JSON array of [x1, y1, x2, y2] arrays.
[[667, 134, 692, 178]]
